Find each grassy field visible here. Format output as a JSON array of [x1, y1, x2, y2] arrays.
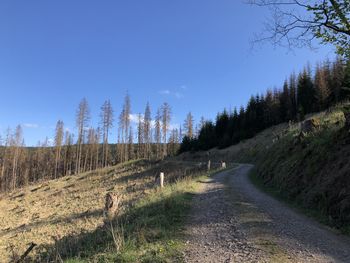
[[0, 158, 208, 262]]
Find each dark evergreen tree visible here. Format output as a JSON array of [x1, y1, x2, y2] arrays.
[[314, 63, 331, 111], [289, 73, 298, 120], [280, 80, 292, 121], [215, 110, 230, 147], [331, 57, 345, 103], [342, 59, 350, 99], [297, 68, 315, 117]]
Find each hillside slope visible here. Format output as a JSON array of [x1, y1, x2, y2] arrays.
[[0, 159, 207, 262], [255, 107, 350, 230]]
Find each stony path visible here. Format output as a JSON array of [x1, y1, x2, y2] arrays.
[[183, 164, 350, 263]]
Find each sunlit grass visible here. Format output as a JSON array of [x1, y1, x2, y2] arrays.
[[54, 175, 206, 262]]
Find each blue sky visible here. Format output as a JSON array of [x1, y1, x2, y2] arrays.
[[0, 0, 335, 146]]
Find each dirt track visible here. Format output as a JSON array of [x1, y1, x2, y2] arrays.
[[184, 164, 350, 263]]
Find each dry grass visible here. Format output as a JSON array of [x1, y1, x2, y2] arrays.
[[0, 159, 205, 262]]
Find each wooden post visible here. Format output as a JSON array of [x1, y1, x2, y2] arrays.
[[207, 160, 211, 171], [160, 172, 164, 188]]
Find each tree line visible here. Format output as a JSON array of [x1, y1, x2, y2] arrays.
[[180, 57, 350, 152], [0, 95, 185, 192]]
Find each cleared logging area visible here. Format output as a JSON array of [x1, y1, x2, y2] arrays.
[[0, 158, 221, 262]]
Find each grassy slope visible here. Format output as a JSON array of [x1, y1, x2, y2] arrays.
[[58, 175, 205, 263], [253, 108, 350, 232], [0, 159, 208, 262]]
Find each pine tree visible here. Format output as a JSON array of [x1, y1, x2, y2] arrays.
[[161, 102, 171, 158], [197, 121, 216, 150], [184, 112, 194, 139], [168, 128, 179, 155], [11, 125, 23, 190], [331, 57, 345, 103], [87, 127, 97, 171], [75, 98, 90, 174], [314, 63, 331, 110], [215, 109, 229, 142], [63, 131, 73, 176], [143, 102, 152, 159], [100, 100, 114, 167], [289, 73, 298, 120], [137, 113, 144, 159], [279, 80, 291, 121], [119, 94, 131, 162], [1, 129, 10, 191], [128, 127, 134, 160], [342, 58, 350, 99], [154, 108, 162, 159], [118, 109, 125, 163], [54, 120, 64, 178], [199, 116, 206, 131], [297, 67, 315, 118], [94, 127, 101, 169]]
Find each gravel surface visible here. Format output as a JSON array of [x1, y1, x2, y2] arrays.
[[184, 164, 350, 263]]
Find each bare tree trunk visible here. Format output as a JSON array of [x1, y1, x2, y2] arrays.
[[11, 146, 19, 190]]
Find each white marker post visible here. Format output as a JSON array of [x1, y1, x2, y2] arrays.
[[160, 172, 164, 188]]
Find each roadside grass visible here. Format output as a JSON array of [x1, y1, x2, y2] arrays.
[[248, 168, 349, 235], [250, 107, 350, 234], [39, 173, 208, 262]]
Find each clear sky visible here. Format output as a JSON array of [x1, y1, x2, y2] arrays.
[[0, 0, 335, 146]]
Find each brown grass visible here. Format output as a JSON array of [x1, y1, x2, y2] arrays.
[[0, 159, 205, 262]]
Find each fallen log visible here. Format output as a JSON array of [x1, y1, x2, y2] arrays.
[[16, 242, 37, 263]]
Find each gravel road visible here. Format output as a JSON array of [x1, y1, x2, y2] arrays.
[[183, 164, 350, 263]]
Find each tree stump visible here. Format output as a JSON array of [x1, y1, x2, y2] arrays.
[[301, 118, 320, 133], [105, 193, 121, 220]]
